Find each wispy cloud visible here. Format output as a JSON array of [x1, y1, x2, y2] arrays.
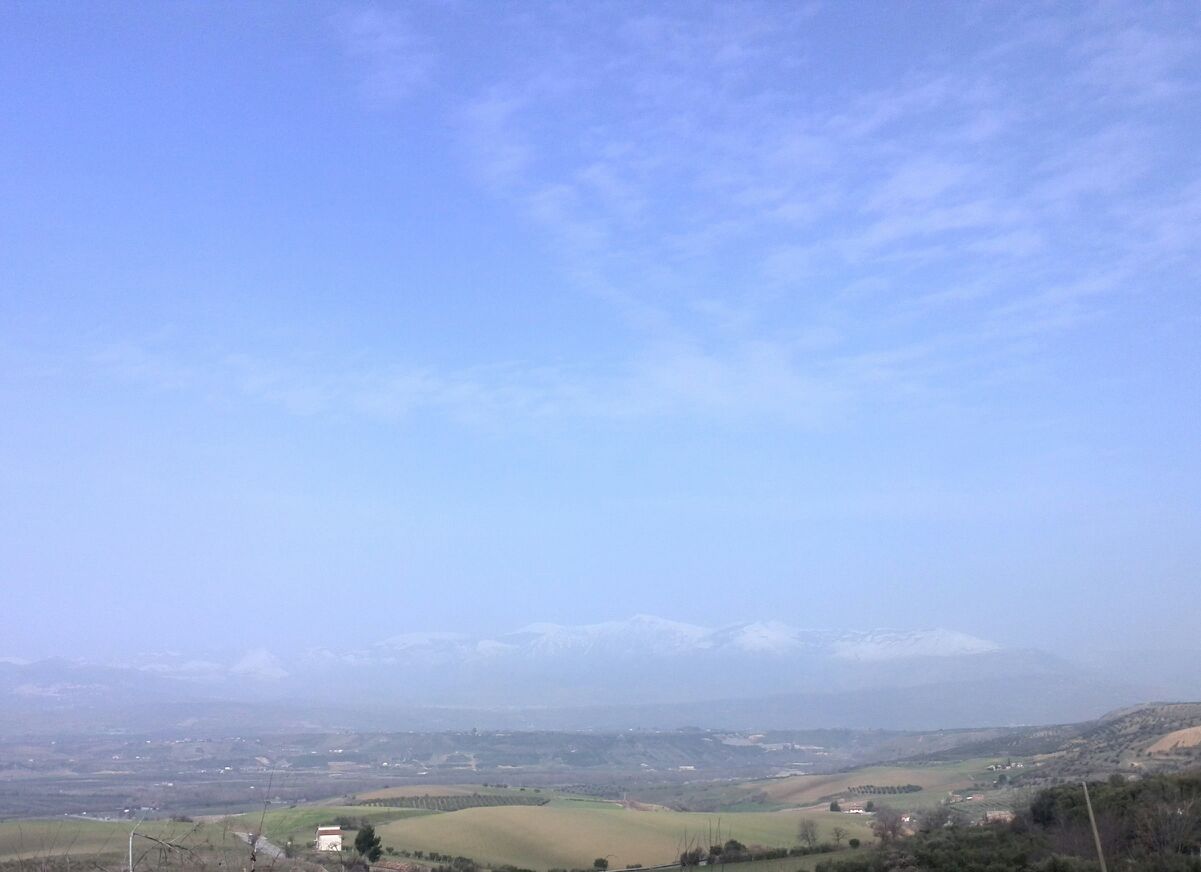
[[97, 4, 1201, 435], [335, 7, 433, 106], [440, 3, 1199, 407], [93, 335, 849, 430]]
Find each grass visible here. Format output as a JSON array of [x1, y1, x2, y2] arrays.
[[239, 805, 434, 844], [695, 852, 869, 872], [357, 785, 522, 801], [0, 819, 241, 863], [0, 803, 873, 872], [0, 806, 433, 865], [377, 805, 872, 871], [750, 759, 994, 811], [632, 760, 1000, 815], [355, 785, 576, 804]]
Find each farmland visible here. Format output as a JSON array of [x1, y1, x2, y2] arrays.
[[376, 801, 872, 871], [749, 759, 993, 809], [4, 704, 1199, 872], [251, 804, 434, 844], [0, 800, 873, 872], [354, 794, 550, 812], [0, 818, 242, 864], [627, 758, 1000, 814], [0, 760, 1006, 872]]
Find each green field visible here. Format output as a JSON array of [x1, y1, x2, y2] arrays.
[[0, 819, 241, 863], [377, 804, 873, 871], [247, 804, 434, 844], [357, 785, 540, 801], [1, 805, 872, 872], [0, 807, 433, 865]]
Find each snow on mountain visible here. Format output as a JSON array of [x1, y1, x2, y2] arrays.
[[501, 614, 714, 657], [720, 620, 808, 653], [830, 628, 1001, 661], [487, 617, 998, 661], [230, 648, 289, 681], [5, 618, 1115, 728], [27, 617, 1002, 710], [374, 631, 473, 653], [310, 616, 1000, 666]]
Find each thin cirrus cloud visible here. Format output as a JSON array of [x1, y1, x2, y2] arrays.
[[93, 338, 848, 429], [82, 3, 1197, 436], [335, 8, 433, 107], [447, 6, 1192, 324], [266, 4, 1198, 436], [2, 1, 1199, 662]]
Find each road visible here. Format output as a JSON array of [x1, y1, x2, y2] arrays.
[[234, 832, 286, 861]]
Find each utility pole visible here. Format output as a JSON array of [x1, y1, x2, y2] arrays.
[[1081, 782, 1108, 872], [128, 813, 148, 872]]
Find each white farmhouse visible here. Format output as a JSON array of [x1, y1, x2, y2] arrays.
[[316, 826, 343, 852]]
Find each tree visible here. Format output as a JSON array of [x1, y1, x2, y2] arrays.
[[863, 801, 875, 813], [917, 805, 952, 833], [354, 824, 383, 862], [831, 826, 847, 848], [593, 860, 608, 871], [847, 838, 860, 849], [871, 806, 904, 844], [1135, 794, 1199, 859], [679, 848, 705, 867], [829, 800, 841, 813], [797, 819, 819, 849]]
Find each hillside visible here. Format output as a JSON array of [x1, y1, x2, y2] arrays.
[[895, 701, 1201, 793], [1045, 702, 1201, 778]]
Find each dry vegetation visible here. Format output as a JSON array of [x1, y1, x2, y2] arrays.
[[376, 803, 871, 871]]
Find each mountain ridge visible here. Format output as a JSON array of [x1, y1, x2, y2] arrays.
[[344, 615, 1002, 666]]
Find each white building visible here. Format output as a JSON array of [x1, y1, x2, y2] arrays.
[[316, 826, 343, 852]]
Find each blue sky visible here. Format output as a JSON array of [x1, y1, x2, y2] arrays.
[[1, 1, 1199, 662]]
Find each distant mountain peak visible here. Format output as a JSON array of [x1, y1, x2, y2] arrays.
[[721, 620, 806, 653], [829, 627, 1001, 661], [3, 617, 1148, 731], [345, 615, 1001, 662]]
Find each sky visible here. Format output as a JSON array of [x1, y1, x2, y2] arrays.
[[1, 1, 1199, 665]]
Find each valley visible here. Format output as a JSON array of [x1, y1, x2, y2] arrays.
[[2, 703, 1199, 872]]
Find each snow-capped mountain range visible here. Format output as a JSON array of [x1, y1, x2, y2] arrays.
[[315, 615, 1001, 666], [281, 615, 1034, 711], [3, 616, 1159, 732]]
